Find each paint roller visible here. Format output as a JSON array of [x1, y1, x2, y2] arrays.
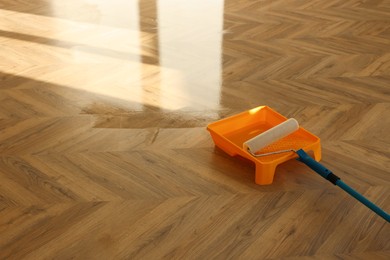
[[244, 119, 390, 222], [244, 118, 299, 156]]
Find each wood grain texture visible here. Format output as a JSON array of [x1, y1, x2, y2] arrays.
[[0, 0, 389, 259]]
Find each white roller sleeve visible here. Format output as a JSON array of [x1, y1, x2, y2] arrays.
[[243, 118, 299, 153]]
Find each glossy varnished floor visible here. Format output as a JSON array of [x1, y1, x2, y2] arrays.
[[1, 0, 390, 259]]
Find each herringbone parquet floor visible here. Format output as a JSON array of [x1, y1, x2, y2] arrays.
[[0, 0, 389, 259]]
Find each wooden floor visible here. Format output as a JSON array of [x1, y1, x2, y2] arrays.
[[1, 0, 390, 259]]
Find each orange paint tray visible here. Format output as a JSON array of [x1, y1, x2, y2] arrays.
[[207, 106, 321, 185]]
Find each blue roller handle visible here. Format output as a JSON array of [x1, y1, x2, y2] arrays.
[[296, 149, 390, 222]]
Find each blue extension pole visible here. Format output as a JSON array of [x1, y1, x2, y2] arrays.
[[336, 180, 389, 221], [296, 149, 390, 223]]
